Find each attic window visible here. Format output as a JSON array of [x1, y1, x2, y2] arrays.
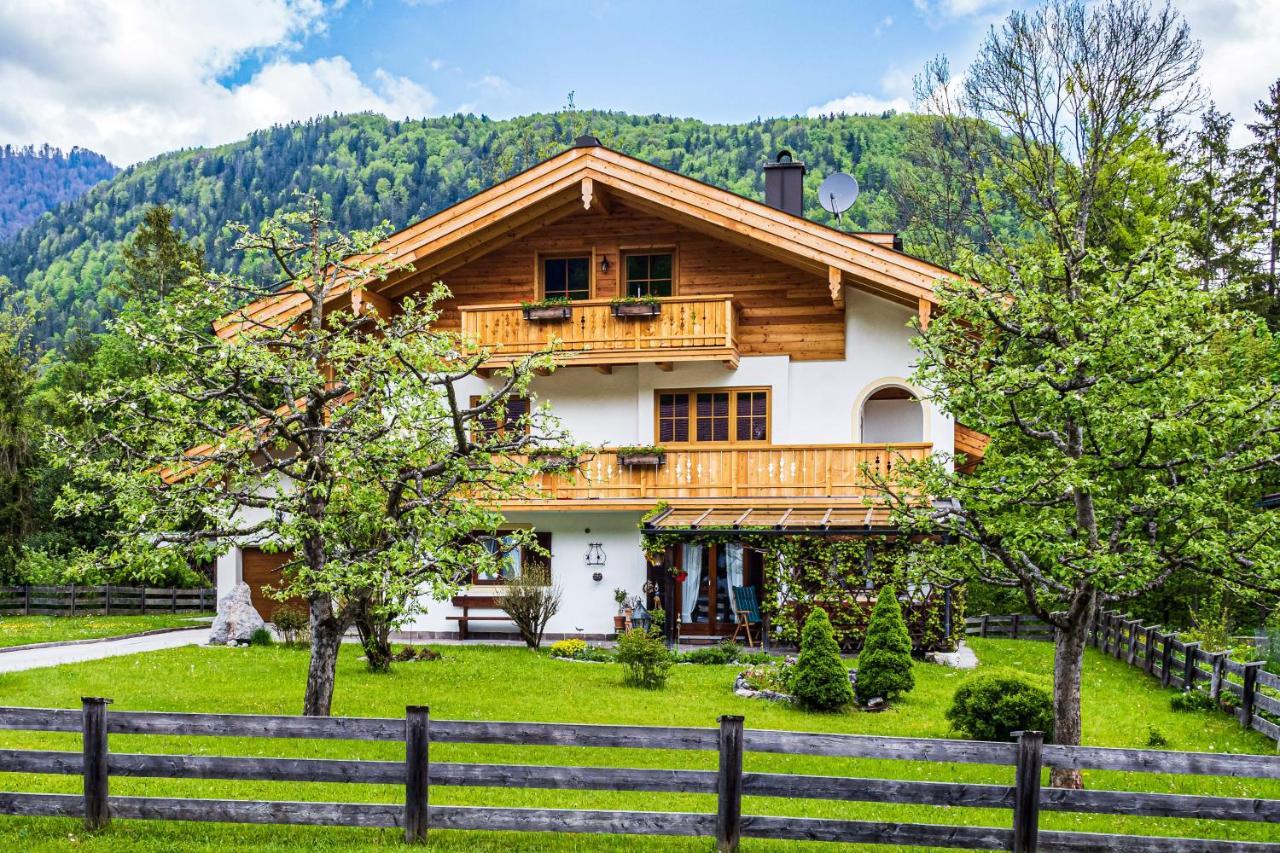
[[542, 256, 591, 300], [624, 252, 673, 298]]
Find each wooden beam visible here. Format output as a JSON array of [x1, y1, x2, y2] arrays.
[[655, 362, 674, 372], [593, 365, 613, 375], [581, 176, 610, 215], [918, 297, 932, 331], [350, 287, 392, 319], [828, 266, 844, 308]]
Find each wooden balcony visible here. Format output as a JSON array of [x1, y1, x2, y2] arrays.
[[459, 295, 739, 370], [503, 443, 932, 509]]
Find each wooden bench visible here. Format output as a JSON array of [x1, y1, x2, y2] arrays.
[[446, 594, 511, 640]]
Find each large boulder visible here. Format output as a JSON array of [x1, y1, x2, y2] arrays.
[[209, 582, 267, 645]]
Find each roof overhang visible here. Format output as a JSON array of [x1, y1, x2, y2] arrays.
[[642, 501, 951, 539], [213, 142, 962, 340]]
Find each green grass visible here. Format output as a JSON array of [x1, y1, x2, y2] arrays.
[[0, 614, 212, 648], [0, 639, 1276, 851]]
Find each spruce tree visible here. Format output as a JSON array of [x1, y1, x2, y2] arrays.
[[855, 586, 915, 704], [1242, 79, 1280, 326], [791, 607, 853, 711]]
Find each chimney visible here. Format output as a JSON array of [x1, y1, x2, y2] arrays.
[[763, 150, 805, 218]]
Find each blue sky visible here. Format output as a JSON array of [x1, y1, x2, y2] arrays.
[[0, 1, 1272, 164]]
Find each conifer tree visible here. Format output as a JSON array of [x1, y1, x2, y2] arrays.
[[855, 586, 915, 704], [791, 607, 853, 711], [1242, 80, 1280, 326], [113, 204, 204, 303]]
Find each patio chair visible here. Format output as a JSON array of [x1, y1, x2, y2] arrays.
[[730, 585, 763, 647]]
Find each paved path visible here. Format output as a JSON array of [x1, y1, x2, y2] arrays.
[[0, 628, 207, 673]]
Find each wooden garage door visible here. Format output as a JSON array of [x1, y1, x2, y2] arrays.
[[241, 548, 303, 621]]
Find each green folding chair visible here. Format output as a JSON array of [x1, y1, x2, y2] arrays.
[[730, 585, 762, 647]]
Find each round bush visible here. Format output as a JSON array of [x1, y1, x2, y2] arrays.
[[791, 608, 854, 711], [854, 586, 915, 703], [946, 669, 1054, 742]]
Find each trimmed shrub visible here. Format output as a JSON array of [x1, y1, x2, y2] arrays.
[[248, 628, 274, 647], [855, 587, 915, 704], [791, 608, 854, 711], [616, 628, 673, 689], [271, 603, 309, 646], [946, 669, 1054, 742], [549, 638, 588, 659]]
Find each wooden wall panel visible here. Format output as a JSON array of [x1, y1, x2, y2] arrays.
[[397, 203, 845, 361]]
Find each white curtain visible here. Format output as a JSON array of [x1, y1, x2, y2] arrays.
[[680, 543, 704, 622], [725, 543, 744, 618]]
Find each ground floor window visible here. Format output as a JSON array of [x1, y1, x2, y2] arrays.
[[652, 541, 764, 636], [472, 531, 551, 585]]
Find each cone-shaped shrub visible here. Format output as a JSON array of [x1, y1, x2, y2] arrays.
[[791, 607, 854, 711], [855, 586, 915, 704]]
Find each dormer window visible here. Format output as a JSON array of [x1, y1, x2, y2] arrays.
[[624, 252, 674, 297], [542, 255, 591, 300]]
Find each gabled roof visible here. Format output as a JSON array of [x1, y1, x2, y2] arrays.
[[214, 139, 957, 339]]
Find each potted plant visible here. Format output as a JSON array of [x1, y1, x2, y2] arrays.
[[521, 297, 574, 321], [613, 587, 629, 632], [615, 444, 666, 467], [609, 295, 662, 318]]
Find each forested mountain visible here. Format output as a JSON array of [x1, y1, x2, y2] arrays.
[[0, 145, 117, 241], [0, 110, 962, 348]]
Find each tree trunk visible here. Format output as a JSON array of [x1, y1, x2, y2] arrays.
[[1050, 608, 1091, 789], [303, 593, 343, 716], [354, 607, 393, 673]]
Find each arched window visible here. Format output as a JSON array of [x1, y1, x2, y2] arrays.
[[860, 385, 924, 443]]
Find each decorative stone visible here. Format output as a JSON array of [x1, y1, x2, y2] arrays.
[[926, 641, 979, 670], [865, 697, 887, 712], [209, 582, 267, 645]]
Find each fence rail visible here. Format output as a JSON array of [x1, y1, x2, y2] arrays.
[[965, 614, 1055, 641], [0, 702, 1277, 851], [0, 585, 214, 617]]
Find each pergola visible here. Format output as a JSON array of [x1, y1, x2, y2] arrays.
[[641, 499, 957, 538]]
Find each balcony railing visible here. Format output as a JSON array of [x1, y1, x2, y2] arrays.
[[459, 295, 739, 369], [507, 443, 932, 505]]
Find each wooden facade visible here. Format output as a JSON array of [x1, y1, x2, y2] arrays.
[[431, 203, 844, 362]]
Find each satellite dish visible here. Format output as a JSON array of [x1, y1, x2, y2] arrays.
[[818, 172, 859, 222]]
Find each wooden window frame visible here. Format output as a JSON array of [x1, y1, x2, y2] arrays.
[[469, 395, 531, 440], [653, 387, 772, 446], [620, 247, 678, 298], [537, 252, 594, 301]]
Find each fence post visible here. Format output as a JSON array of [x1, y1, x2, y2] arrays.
[[1144, 626, 1158, 674], [716, 714, 745, 853], [1012, 730, 1043, 853], [980, 614, 990, 638], [23, 584, 29, 616], [103, 585, 111, 616], [1011, 614, 1020, 640], [1209, 652, 1226, 700], [1160, 633, 1174, 687], [1182, 642, 1200, 691], [199, 588, 206, 611], [69, 583, 77, 617], [404, 706, 430, 843], [171, 588, 177, 614], [1240, 662, 1263, 729], [81, 697, 111, 831]]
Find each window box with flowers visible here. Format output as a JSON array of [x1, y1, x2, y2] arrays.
[[609, 295, 662, 318], [615, 445, 666, 468], [521, 297, 574, 321]]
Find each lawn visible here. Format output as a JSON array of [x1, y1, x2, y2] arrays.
[[0, 639, 1275, 852], [0, 614, 212, 648]]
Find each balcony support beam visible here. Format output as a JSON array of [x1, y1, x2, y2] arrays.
[[655, 361, 674, 372], [828, 265, 844, 309], [593, 365, 613, 375]]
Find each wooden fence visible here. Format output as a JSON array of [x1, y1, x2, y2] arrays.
[[0, 585, 214, 617], [966, 614, 1055, 641], [1, 701, 1278, 852], [1089, 608, 1280, 746]]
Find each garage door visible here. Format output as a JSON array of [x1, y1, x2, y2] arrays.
[[241, 548, 303, 621]]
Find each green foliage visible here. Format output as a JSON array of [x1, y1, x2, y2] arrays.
[[1170, 689, 1218, 713], [113, 204, 204, 303], [271, 603, 309, 646], [855, 588, 916, 703], [1146, 726, 1170, 748], [615, 627, 672, 689], [740, 661, 795, 694], [248, 628, 274, 647], [0, 110, 999, 350], [791, 608, 853, 711], [0, 144, 116, 240], [548, 638, 587, 658], [677, 641, 745, 666], [946, 669, 1054, 742]]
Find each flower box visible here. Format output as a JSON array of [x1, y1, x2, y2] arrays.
[[610, 301, 661, 318], [531, 452, 578, 470], [618, 451, 666, 467], [522, 305, 573, 321]]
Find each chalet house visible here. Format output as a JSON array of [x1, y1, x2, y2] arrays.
[[213, 136, 969, 642]]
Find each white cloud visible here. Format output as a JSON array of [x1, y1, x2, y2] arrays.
[[805, 92, 911, 118], [874, 16, 894, 37], [1177, 0, 1280, 144], [0, 0, 436, 165], [910, 0, 1015, 27]]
